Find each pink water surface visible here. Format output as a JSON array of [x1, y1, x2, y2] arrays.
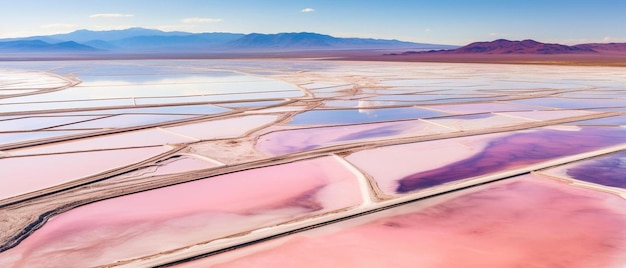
[[8, 128, 193, 156], [256, 120, 453, 155], [347, 126, 626, 194], [423, 113, 532, 131], [424, 102, 543, 114], [186, 175, 626, 267], [0, 115, 104, 132], [540, 150, 626, 189], [395, 126, 626, 193], [52, 114, 194, 130], [0, 146, 170, 200], [0, 156, 362, 267], [345, 132, 503, 195], [498, 109, 597, 121]]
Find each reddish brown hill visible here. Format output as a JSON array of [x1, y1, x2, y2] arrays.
[[574, 43, 626, 52], [439, 39, 596, 54], [377, 40, 626, 66]]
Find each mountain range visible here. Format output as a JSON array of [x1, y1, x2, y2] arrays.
[[0, 40, 99, 52], [0, 27, 455, 54], [4, 29, 625, 63], [449, 39, 596, 54], [396, 39, 626, 55]]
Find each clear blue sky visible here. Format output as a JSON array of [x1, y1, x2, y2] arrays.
[[1, 0, 625, 45]]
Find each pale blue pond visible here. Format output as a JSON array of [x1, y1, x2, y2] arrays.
[[509, 97, 626, 109], [57, 104, 229, 116], [0, 116, 105, 132], [0, 130, 91, 146], [569, 116, 626, 126], [1, 73, 300, 104], [53, 114, 196, 129], [135, 91, 302, 105], [0, 99, 134, 113], [288, 107, 447, 125]]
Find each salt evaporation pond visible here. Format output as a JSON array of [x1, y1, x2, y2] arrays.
[[539, 150, 626, 189], [0, 157, 362, 267], [1, 60, 626, 267], [0, 146, 171, 200], [6, 128, 193, 156], [347, 126, 626, 195], [1, 73, 299, 103], [288, 107, 447, 125], [179, 175, 626, 267], [257, 119, 454, 155]]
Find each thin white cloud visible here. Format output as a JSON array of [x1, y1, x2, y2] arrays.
[[490, 32, 498, 36], [425, 28, 431, 33], [181, 17, 223, 24], [89, 13, 134, 19], [301, 8, 315, 13]]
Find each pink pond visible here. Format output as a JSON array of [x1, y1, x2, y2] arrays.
[[7, 128, 193, 156], [422, 102, 544, 114], [539, 150, 626, 189], [510, 97, 626, 109], [570, 115, 626, 126], [0, 156, 363, 267], [51, 114, 195, 130], [497, 109, 598, 121], [346, 131, 500, 195], [256, 119, 454, 156], [184, 175, 626, 267], [347, 126, 626, 195], [0, 146, 170, 200], [423, 113, 532, 131], [0, 115, 104, 132]]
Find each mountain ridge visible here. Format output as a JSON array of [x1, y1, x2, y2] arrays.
[[0, 40, 100, 52], [451, 39, 596, 54], [0, 28, 455, 53], [396, 39, 626, 55]]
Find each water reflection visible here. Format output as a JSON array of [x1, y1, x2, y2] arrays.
[[0, 157, 363, 267], [180, 175, 626, 267], [289, 107, 447, 125], [540, 151, 626, 189], [396, 127, 626, 193]]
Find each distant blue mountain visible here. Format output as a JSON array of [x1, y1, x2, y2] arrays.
[[223, 32, 452, 50], [108, 33, 245, 50], [0, 28, 456, 54], [227, 32, 338, 49], [48, 27, 192, 43], [0, 40, 99, 52], [83, 39, 119, 50]]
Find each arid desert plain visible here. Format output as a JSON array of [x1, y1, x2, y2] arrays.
[[1, 59, 626, 267]]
